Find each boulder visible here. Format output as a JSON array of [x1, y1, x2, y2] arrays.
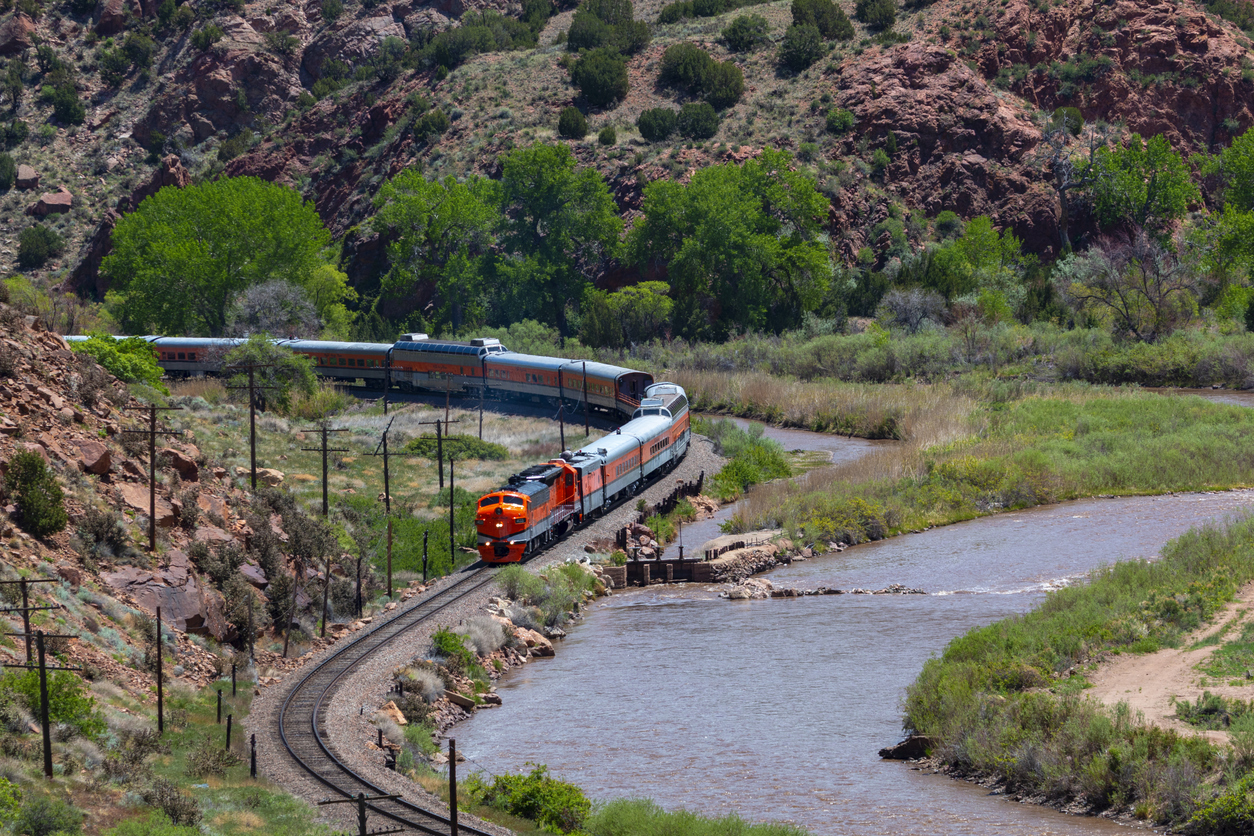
[[26, 187, 73, 217], [15, 165, 38, 190], [159, 446, 199, 482], [879, 735, 933, 760], [378, 700, 407, 725], [118, 482, 177, 527], [0, 14, 36, 55], [257, 467, 284, 486], [196, 493, 226, 519], [75, 439, 112, 475], [516, 628, 554, 657], [94, 0, 131, 35], [239, 562, 267, 588], [101, 551, 231, 639], [193, 525, 235, 544]]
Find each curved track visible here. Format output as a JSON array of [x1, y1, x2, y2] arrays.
[[278, 567, 499, 836]]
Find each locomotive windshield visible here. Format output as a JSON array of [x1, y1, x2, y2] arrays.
[[478, 497, 498, 508], [502, 495, 524, 506]]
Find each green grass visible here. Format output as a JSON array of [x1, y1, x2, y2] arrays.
[[587, 798, 809, 836], [730, 388, 1254, 545], [1200, 619, 1254, 680], [693, 417, 792, 501], [901, 513, 1254, 827]]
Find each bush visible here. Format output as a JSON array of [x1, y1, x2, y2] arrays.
[[17, 223, 63, 269], [320, 0, 342, 21], [123, 33, 156, 68], [571, 48, 628, 108], [855, 0, 896, 29], [2, 450, 67, 537], [76, 506, 131, 561], [779, 24, 824, 71], [50, 84, 84, 124], [557, 106, 588, 139], [403, 433, 509, 460], [701, 59, 744, 109], [70, 332, 165, 388], [216, 127, 254, 162], [871, 147, 890, 176], [792, 0, 854, 38], [658, 42, 742, 108], [677, 101, 719, 139], [97, 47, 131, 85], [466, 764, 590, 834], [0, 152, 13, 190], [723, 13, 770, 51], [598, 125, 616, 145], [142, 779, 202, 827], [637, 108, 678, 141], [190, 24, 224, 51], [413, 109, 450, 142], [2, 119, 28, 149], [826, 107, 855, 133], [12, 797, 82, 836], [934, 209, 963, 237], [185, 734, 242, 777], [455, 616, 508, 654]]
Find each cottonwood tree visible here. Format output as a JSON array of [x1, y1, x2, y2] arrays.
[[1033, 115, 1112, 253], [877, 287, 945, 334], [497, 143, 621, 341], [228, 280, 321, 338], [1054, 230, 1197, 343], [103, 177, 332, 336], [372, 171, 501, 333], [1090, 133, 1199, 231]]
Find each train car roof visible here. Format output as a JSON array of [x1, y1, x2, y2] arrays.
[[487, 353, 568, 371], [149, 337, 246, 348], [394, 340, 497, 356], [280, 340, 391, 354], [560, 360, 652, 381], [580, 415, 674, 459]]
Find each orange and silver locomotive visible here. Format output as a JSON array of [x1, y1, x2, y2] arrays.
[[476, 383, 690, 563]]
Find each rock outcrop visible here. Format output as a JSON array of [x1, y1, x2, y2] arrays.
[[26, 186, 73, 217]]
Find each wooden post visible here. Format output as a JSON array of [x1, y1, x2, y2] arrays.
[[217, 689, 222, 724], [248, 365, 257, 491], [582, 361, 590, 438], [320, 426, 329, 517], [226, 714, 233, 751], [320, 551, 331, 639], [448, 457, 455, 566], [449, 738, 458, 836], [37, 631, 52, 779], [436, 420, 444, 490], [387, 519, 394, 599], [148, 405, 156, 552], [232, 662, 236, 696], [19, 578, 30, 664], [250, 733, 256, 779], [422, 530, 429, 583], [156, 606, 164, 735]]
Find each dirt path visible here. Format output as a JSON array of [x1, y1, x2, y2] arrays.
[[1086, 583, 1254, 743]]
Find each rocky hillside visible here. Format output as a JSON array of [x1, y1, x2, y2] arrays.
[[1, 0, 1251, 296]]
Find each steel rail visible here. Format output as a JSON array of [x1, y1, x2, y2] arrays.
[[278, 567, 500, 835]]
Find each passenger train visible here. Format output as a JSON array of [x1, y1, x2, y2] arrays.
[[64, 333, 654, 419], [474, 382, 690, 563]]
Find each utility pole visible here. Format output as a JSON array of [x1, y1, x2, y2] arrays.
[[449, 739, 459, 836], [367, 419, 395, 598], [583, 361, 590, 438], [422, 530, 429, 583], [383, 353, 391, 416], [224, 363, 279, 492], [156, 606, 164, 734], [2, 630, 82, 778], [447, 456, 456, 562], [0, 577, 59, 663], [301, 425, 350, 517], [121, 404, 184, 552], [413, 417, 461, 489], [283, 557, 302, 659], [317, 793, 403, 836]]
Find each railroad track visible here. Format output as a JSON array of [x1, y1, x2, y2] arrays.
[[278, 566, 500, 836]]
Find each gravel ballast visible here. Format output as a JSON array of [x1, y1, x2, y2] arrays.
[[247, 434, 724, 833]]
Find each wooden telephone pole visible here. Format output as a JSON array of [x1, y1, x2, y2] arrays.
[[366, 418, 395, 599], [0, 577, 60, 663], [1, 630, 82, 777], [224, 363, 280, 492], [121, 403, 184, 552], [301, 425, 351, 517]]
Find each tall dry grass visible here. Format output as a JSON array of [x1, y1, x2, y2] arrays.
[[168, 377, 227, 404], [674, 370, 976, 441]]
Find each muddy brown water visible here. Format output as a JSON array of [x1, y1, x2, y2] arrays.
[[456, 421, 1254, 835]]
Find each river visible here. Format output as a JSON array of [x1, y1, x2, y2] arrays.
[[455, 417, 1254, 835]]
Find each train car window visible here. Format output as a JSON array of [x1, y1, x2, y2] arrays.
[[358, 359, 365, 367], [565, 475, 573, 486], [188, 353, 197, 361], [177, 352, 186, 360]]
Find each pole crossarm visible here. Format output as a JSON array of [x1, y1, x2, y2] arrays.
[[0, 605, 63, 614], [301, 426, 351, 517]]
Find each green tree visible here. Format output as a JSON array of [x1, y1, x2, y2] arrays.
[[722, 14, 771, 51], [628, 148, 832, 338], [792, 0, 854, 39], [637, 108, 677, 141], [372, 170, 500, 332], [3, 58, 24, 111], [677, 101, 718, 139], [855, 0, 896, 29], [2, 450, 67, 537], [581, 281, 673, 347], [780, 24, 824, 72], [1203, 126, 1254, 211], [571, 47, 628, 108], [498, 143, 622, 340], [70, 333, 167, 389], [557, 106, 588, 138], [0, 151, 13, 190], [50, 84, 85, 124], [102, 177, 332, 336], [222, 334, 318, 412], [17, 224, 63, 269], [1090, 133, 1199, 229], [2, 666, 105, 738]]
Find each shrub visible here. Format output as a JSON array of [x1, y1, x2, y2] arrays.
[[855, 0, 896, 29], [659, 42, 710, 87], [413, 109, 450, 142], [403, 433, 509, 460], [432, 626, 477, 671], [598, 125, 616, 145], [320, 0, 342, 21], [2, 120, 28, 149], [826, 107, 855, 133], [185, 734, 241, 777], [190, 24, 224, 51], [934, 209, 963, 237], [12, 797, 82, 836], [677, 101, 719, 139], [70, 333, 165, 388], [216, 127, 254, 162], [571, 48, 628, 108], [3, 450, 67, 536], [792, 0, 854, 39], [701, 59, 744, 108], [0, 152, 13, 190], [780, 24, 824, 71], [455, 616, 508, 654], [76, 506, 131, 561], [142, 779, 202, 827], [557, 106, 588, 139], [466, 764, 590, 834], [50, 85, 84, 124], [637, 107, 678, 141], [658, 0, 694, 22], [123, 33, 156, 68], [871, 147, 890, 176], [98, 47, 130, 85], [723, 13, 771, 51]]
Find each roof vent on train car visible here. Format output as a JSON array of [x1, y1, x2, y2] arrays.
[[470, 338, 500, 347], [597, 448, 608, 456], [401, 333, 429, 341], [560, 451, 573, 460]]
